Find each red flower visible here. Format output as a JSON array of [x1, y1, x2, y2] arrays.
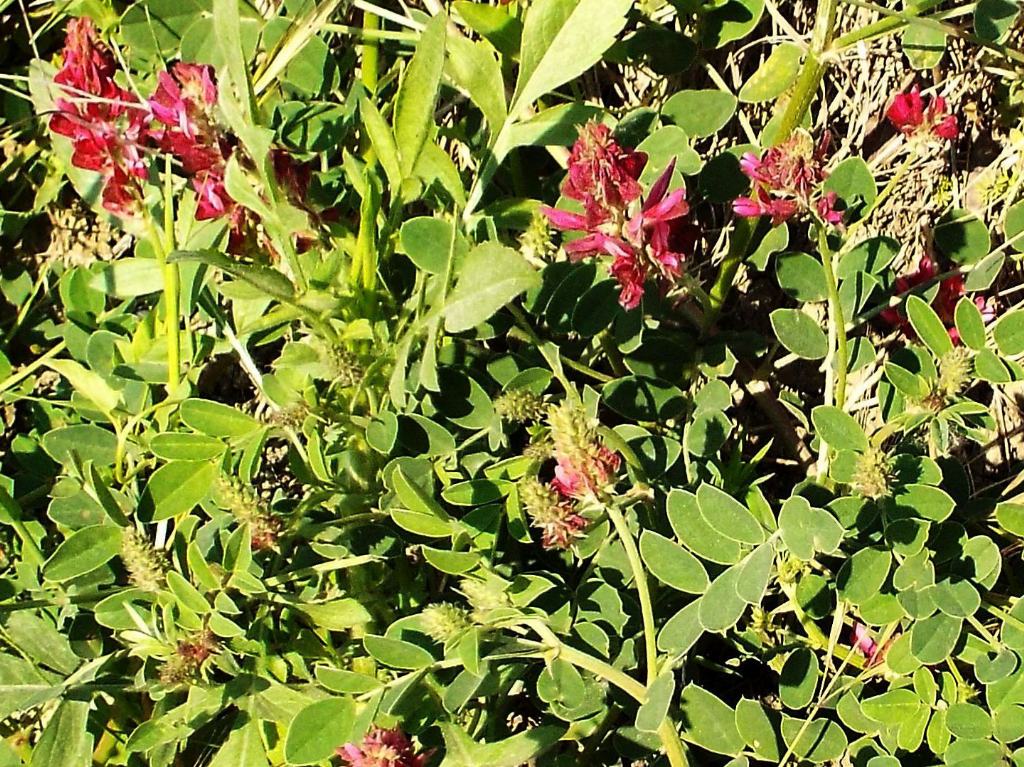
[[886, 85, 959, 141], [733, 131, 836, 227], [882, 254, 996, 342], [337, 727, 431, 767], [542, 142, 697, 309], [49, 18, 149, 215], [562, 121, 646, 221], [149, 63, 217, 140]]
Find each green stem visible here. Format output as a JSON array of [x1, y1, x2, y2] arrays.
[[526, 622, 690, 767], [604, 503, 658, 686], [147, 218, 180, 392], [819, 227, 848, 409], [833, 0, 954, 50], [704, 217, 755, 330], [361, 10, 380, 96]]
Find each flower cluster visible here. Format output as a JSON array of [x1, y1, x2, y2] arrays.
[[886, 85, 959, 142], [149, 62, 232, 221], [733, 129, 841, 226], [48, 18, 315, 254], [337, 728, 431, 767], [881, 253, 995, 343], [541, 122, 697, 309], [159, 628, 218, 686], [520, 401, 620, 550], [547, 401, 621, 500], [49, 19, 149, 216], [120, 528, 168, 592]]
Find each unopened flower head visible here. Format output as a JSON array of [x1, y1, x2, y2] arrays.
[[458, 577, 510, 621], [337, 727, 431, 767], [159, 628, 218, 686], [216, 476, 283, 552], [546, 401, 621, 500], [887, 85, 959, 142], [937, 346, 973, 400], [519, 476, 588, 550]]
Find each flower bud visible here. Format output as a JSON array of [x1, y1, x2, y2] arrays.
[[121, 528, 168, 592]]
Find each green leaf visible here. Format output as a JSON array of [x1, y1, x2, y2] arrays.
[[447, 35, 507, 134], [639, 531, 709, 593], [668, 489, 742, 564], [41, 424, 118, 465], [701, 0, 765, 48], [861, 688, 921, 724], [360, 98, 402, 191], [438, 723, 564, 767], [179, 398, 262, 438], [822, 157, 877, 221], [139, 461, 217, 522], [994, 310, 1024, 356], [997, 503, 1024, 536], [295, 600, 372, 631], [975, 0, 1019, 41], [1004, 200, 1024, 252], [678, 684, 744, 755], [453, 1, 522, 56], [31, 699, 92, 767], [934, 209, 991, 265], [780, 717, 847, 762], [735, 699, 783, 761], [636, 671, 676, 732], [907, 295, 955, 358], [902, 20, 946, 69], [661, 89, 737, 137], [400, 217, 454, 275], [700, 566, 748, 632], [284, 697, 354, 765], [602, 376, 687, 421], [955, 298, 988, 351], [685, 409, 733, 456], [910, 613, 962, 664], [46, 359, 121, 415], [738, 42, 801, 103], [6, 614, 79, 675], [775, 252, 827, 302], [396, 14, 447, 178], [944, 739, 1004, 766], [209, 717, 270, 767], [511, 0, 632, 118], [779, 648, 819, 710], [363, 635, 434, 669], [169, 249, 296, 301], [658, 599, 704, 654], [837, 548, 891, 605], [770, 308, 828, 359], [837, 236, 899, 278], [736, 542, 773, 604], [150, 433, 226, 462], [43, 525, 122, 582], [779, 497, 843, 560], [893, 484, 954, 522], [811, 406, 868, 452], [445, 242, 539, 333], [697, 483, 765, 545]]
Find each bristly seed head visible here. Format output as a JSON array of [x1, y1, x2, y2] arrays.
[[852, 446, 894, 500], [420, 604, 471, 642], [121, 528, 168, 592], [937, 346, 973, 400], [494, 388, 546, 424]]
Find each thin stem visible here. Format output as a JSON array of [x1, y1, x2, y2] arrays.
[[147, 208, 180, 392], [704, 217, 755, 330], [819, 227, 848, 410], [526, 622, 690, 767], [604, 503, 658, 686]]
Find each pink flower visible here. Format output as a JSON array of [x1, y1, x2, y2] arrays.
[[337, 727, 431, 767], [543, 140, 698, 309], [148, 63, 217, 140], [193, 170, 230, 220], [562, 121, 647, 219], [550, 446, 621, 500], [886, 85, 959, 141], [733, 131, 836, 227], [851, 622, 895, 667]]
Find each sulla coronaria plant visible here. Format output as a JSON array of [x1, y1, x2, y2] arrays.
[[1, 0, 1024, 765]]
